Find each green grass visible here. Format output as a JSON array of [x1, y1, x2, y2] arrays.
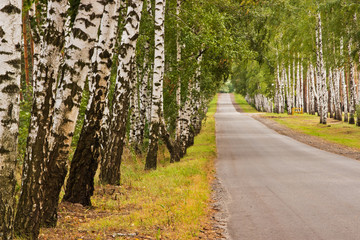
[[233, 93, 258, 113], [40, 96, 218, 240], [265, 112, 360, 150], [232, 93, 360, 151]]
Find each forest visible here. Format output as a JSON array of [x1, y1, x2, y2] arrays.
[[231, 0, 360, 126], [1, 0, 360, 239]]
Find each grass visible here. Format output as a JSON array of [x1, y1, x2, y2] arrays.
[[233, 93, 258, 113], [39, 96, 218, 240], [265, 112, 360, 150], [233, 93, 360, 151]]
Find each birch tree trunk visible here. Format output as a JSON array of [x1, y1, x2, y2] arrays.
[[62, 0, 120, 206], [15, 0, 68, 237], [0, 1, 21, 238], [285, 64, 292, 114], [316, 12, 327, 124], [139, 53, 150, 145], [145, 0, 166, 170], [300, 59, 304, 110], [310, 64, 318, 115], [99, 0, 126, 162], [174, 0, 182, 158], [334, 68, 342, 120], [296, 57, 300, 108], [139, 0, 153, 145], [274, 63, 280, 113], [129, 62, 142, 153], [100, 0, 144, 185], [340, 38, 348, 122], [41, 0, 105, 227], [280, 64, 285, 113], [348, 39, 356, 124], [306, 64, 310, 113], [329, 68, 334, 118]]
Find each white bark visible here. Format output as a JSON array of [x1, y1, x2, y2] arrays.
[[42, 0, 105, 226], [334, 68, 342, 120], [329, 68, 335, 118], [296, 57, 300, 108], [348, 38, 356, 124], [340, 38, 348, 122], [145, 0, 166, 169], [175, 0, 182, 143], [16, 0, 69, 235], [300, 59, 304, 109], [316, 12, 327, 124], [100, 0, 144, 183], [0, 0, 21, 238]]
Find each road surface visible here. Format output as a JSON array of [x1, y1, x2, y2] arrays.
[[215, 93, 360, 240]]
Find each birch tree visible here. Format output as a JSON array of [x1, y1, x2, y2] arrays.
[[340, 38, 348, 122], [316, 12, 327, 124], [15, 0, 68, 236], [145, 0, 166, 170], [100, 0, 144, 185], [63, 0, 120, 206], [0, 0, 21, 238], [41, 0, 105, 227], [175, 0, 183, 159], [348, 38, 356, 124]]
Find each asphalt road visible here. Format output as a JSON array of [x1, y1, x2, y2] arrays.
[[215, 93, 360, 240]]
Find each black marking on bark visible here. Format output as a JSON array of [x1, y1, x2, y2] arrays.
[[8, 103, 13, 118], [90, 47, 96, 59], [75, 60, 87, 70], [0, 4, 21, 14], [6, 59, 21, 69], [0, 51, 11, 55], [49, 7, 55, 15], [72, 28, 88, 41], [2, 84, 19, 94], [1, 118, 17, 125], [0, 72, 13, 82], [99, 50, 111, 59], [0, 27, 5, 38], [78, 17, 96, 28], [0, 146, 10, 154], [79, 3, 92, 12]]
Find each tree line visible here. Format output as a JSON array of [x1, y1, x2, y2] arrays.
[[0, 0, 252, 239], [231, 0, 360, 126]]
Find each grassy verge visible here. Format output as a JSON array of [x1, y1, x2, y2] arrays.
[[233, 93, 360, 151], [39, 96, 217, 240], [233, 93, 258, 113], [265, 112, 360, 150]]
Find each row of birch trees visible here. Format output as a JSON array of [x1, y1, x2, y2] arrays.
[[0, 0, 236, 238], [232, 0, 360, 126]]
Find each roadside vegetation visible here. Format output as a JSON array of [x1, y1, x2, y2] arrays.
[[233, 94, 258, 113], [233, 93, 360, 151], [38, 96, 217, 240]]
